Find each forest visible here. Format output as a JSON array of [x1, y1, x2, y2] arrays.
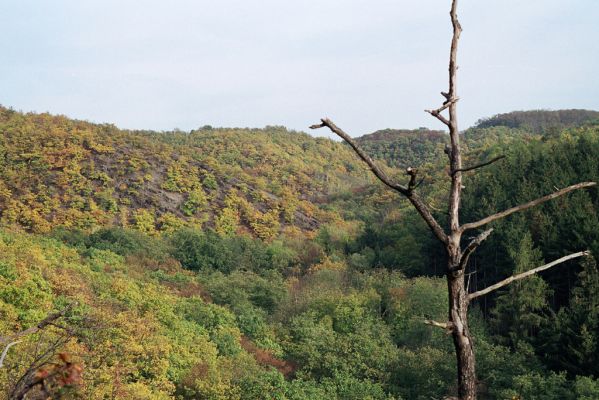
[[0, 107, 598, 399]]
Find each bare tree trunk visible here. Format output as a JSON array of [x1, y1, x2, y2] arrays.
[[448, 269, 476, 399], [443, 1, 476, 395], [445, 231, 476, 399]]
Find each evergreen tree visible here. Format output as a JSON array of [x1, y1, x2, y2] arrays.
[[539, 256, 599, 376], [491, 233, 551, 349]]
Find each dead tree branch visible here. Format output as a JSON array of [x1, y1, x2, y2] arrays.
[[424, 319, 454, 332], [444, 0, 463, 232], [0, 304, 74, 346], [468, 251, 590, 301], [425, 97, 459, 127], [460, 182, 597, 232], [452, 155, 505, 175], [0, 303, 75, 371], [425, 109, 451, 127], [310, 118, 407, 193], [310, 118, 448, 244], [457, 229, 493, 271], [0, 341, 22, 368]]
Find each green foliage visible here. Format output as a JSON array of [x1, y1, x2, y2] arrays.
[[181, 187, 208, 216], [170, 229, 299, 275], [86, 227, 170, 261], [490, 232, 551, 348], [475, 109, 599, 133], [170, 229, 234, 272], [538, 256, 599, 377], [574, 376, 599, 400], [356, 128, 447, 169], [133, 208, 157, 234], [215, 207, 240, 236]]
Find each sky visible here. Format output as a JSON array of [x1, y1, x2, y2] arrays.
[[1, 0, 598, 138]]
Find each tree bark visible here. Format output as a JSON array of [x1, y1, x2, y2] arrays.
[[448, 271, 476, 400], [446, 233, 477, 399], [444, 1, 477, 397]]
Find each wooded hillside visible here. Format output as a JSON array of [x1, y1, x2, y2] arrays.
[[1, 108, 598, 399]]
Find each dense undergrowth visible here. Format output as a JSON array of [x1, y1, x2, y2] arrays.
[[2, 226, 597, 399]]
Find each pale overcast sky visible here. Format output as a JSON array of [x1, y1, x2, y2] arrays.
[[1, 0, 597, 138]]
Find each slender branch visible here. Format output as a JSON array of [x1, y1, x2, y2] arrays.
[[457, 228, 493, 270], [311, 118, 448, 243], [424, 319, 454, 332], [0, 304, 75, 345], [461, 182, 597, 232], [468, 251, 590, 301], [426, 97, 459, 121], [0, 340, 22, 368], [452, 155, 505, 175], [425, 109, 451, 127], [408, 194, 449, 244], [465, 269, 477, 293], [310, 118, 408, 193]]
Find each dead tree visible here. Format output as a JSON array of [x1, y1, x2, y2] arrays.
[[310, 1, 596, 399]]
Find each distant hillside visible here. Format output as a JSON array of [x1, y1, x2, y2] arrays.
[[0, 107, 373, 237], [3, 106, 597, 238], [354, 110, 599, 170], [355, 128, 448, 169], [474, 109, 599, 133]]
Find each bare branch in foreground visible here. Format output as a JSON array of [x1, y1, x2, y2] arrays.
[[457, 229, 493, 271], [0, 303, 75, 345], [424, 319, 454, 332], [0, 341, 22, 368], [460, 182, 597, 232], [427, 97, 460, 116], [425, 109, 451, 127], [310, 118, 408, 194], [311, 118, 448, 244], [452, 155, 505, 175], [468, 251, 590, 301]]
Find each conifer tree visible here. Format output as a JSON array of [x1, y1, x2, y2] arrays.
[[491, 233, 551, 349]]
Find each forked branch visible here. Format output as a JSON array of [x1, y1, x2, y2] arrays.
[[460, 182, 597, 232], [468, 251, 590, 301], [425, 97, 459, 127], [425, 109, 451, 127]]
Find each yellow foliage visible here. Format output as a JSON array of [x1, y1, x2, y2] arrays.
[[133, 209, 156, 235], [158, 212, 186, 234], [215, 207, 240, 236], [308, 256, 347, 274], [250, 208, 281, 242]]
